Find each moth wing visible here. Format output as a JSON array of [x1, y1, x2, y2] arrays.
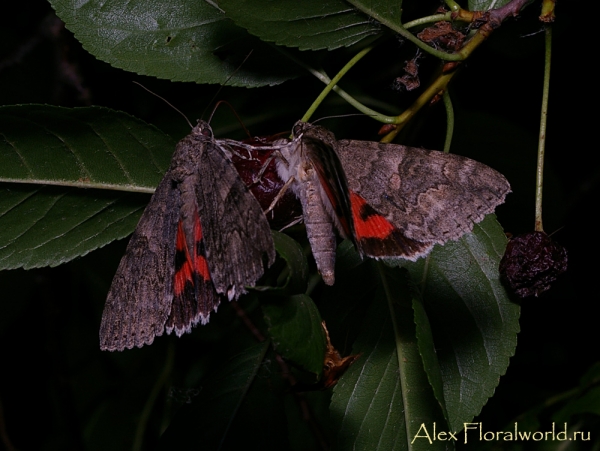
[[166, 215, 220, 335], [349, 191, 433, 260], [303, 136, 355, 240], [335, 140, 511, 244], [197, 143, 275, 300], [100, 173, 181, 351]]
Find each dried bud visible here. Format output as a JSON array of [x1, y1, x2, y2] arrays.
[[417, 21, 466, 52], [393, 53, 422, 92], [499, 231, 567, 298], [292, 321, 361, 392], [378, 124, 397, 135]]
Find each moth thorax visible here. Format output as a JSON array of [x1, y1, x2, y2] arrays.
[[297, 161, 314, 183]]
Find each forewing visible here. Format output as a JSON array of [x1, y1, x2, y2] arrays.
[[303, 135, 355, 240], [196, 142, 275, 300], [335, 140, 511, 244], [100, 173, 180, 351]]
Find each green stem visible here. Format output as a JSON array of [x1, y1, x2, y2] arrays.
[[311, 70, 393, 122], [535, 26, 552, 233], [381, 69, 457, 142], [301, 44, 376, 123], [444, 0, 462, 12], [540, 0, 556, 22], [293, 0, 520, 131], [272, 44, 394, 123], [442, 90, 454, 153], [347, 0, 465, 61], [403, 12, 452, 29]]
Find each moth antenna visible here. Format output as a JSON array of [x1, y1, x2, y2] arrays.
[[208, 100, 253, 139], [202, 50, 254, 120], [311, 113, 372, 125], [548, 226, 566, 237], [132, 81, 194, 129]]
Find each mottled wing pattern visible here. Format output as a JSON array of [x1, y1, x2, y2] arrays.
[[298, 126, 355, 240], [348, 191, 433, 259], [298, 123, 434, 260], [197, 141, 276, 300], [334, 139, 511, 245], [100, 173, 181, 351], [100, 121, 275, 351]]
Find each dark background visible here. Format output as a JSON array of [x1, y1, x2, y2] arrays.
[[0, 0, 596, 449]]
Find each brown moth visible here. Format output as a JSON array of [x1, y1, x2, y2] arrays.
[[100, 120, 275, 351], [275, 122, 510, 285]]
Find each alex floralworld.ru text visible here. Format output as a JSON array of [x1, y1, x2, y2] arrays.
[[411, 422, 591, 444]]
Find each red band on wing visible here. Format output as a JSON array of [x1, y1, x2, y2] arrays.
[[350, 192, 395, 239], [192, 213, 211, 282], [169, 211, 220, 333], [350, 191, 432, 259], [174, 214, 211, 296]]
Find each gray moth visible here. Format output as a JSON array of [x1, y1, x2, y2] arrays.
[[275, 122, 511, 285], [99, 120, 275, 351]]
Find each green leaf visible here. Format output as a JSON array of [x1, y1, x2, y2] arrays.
[[220, 346, 290, 450], [403, 215, 520, 431], [553, 386, 600, 423], [218, 0, 382, 51], [330, 265, 449, 451], [553, 362, 600, 423], [0, 184, 148, 270], [263, 294, 326, 375], [346, 0, 404, 32], [412, 292, 450, 424], [579, 361, 600, 389], [0, 105, 173, 190], [50, 0, 302, 86], [335, 238, 365, 274], [258, 230, 308, 295], [328, 215, 518, 449], [468, 0, 514, 11], [158, 341, 271, 449], [0, 105, 175, 270]]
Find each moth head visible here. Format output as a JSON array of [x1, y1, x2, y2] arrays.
[[302, 124, 336, 148], [193, 120, 214, 140], [292, 121, 310, 139]]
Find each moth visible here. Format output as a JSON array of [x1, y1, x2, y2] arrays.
[[100, 121, 275, 351], [275, 122, 511, 285]]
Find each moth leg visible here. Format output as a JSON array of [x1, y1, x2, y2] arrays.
[[278, 215, 303, 232], [251, 151, 280, 185], [265, 175, 296, 215], [216, 140, 255, 161]]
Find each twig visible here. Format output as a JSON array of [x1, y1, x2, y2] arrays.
[[382, 0, 533, 141], [535, 25, 552, 232]]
